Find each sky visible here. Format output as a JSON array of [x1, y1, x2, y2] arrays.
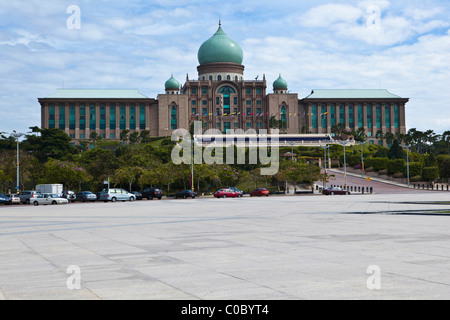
[[0, 0, 449, 136]]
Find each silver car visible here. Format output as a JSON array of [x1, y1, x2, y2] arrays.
[[99, 188, 136, 202], [32, 194, 69, 206]]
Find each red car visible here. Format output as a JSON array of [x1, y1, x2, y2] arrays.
[[213, 188, 241, 198], [250, 188, 269, 197]]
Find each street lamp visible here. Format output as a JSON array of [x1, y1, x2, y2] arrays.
[[319, 145, 330, 189], [10, 132, 25, 193], [402, 144, 411, 188], [285, 141, 295, 161], [337, 140, 349, 191], [356, 141, 368, 177]]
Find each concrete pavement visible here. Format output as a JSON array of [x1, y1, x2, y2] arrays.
[[0, 192, 450, 300]]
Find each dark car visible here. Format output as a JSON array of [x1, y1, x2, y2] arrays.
[[0, 193, 12, 205], [250, 188, 270, 197], [322, 187, 350, 195], [75, 191, 97, 202], [174, 190, 197, 199], [131, 191, 143, 200], [142, 187, 163, 200]]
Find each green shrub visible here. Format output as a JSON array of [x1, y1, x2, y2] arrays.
[[406, 162, 422, 177], [367, 157, 389, 171], [378, 169, 388, 175], [349, 155, 361, 166], [387, 159, 406, 175], [410, 175, 423, 182], [422, 167, 439, 181], [393, 172, 404, 179]]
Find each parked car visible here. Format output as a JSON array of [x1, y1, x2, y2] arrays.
[[323, 187, 350, 195], [131, 191, 143, 200], [31, 194, 69, 206], [142, 187, 163, 200], [75, 191, 97, 202], [250, 188, 270, 197], [19, 190, 41, 204], [7, 194, 20, 204], [213, 188, 241, 198], [226, 187, 244, 196], [99, 188, 136, 202], [174, 190, 197, 199], [0, 193, 12, 205], [61, 190, 76, 202]]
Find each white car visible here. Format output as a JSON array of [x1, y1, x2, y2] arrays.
[[32, 194, 69, 206], [7, 194, 21, 204]]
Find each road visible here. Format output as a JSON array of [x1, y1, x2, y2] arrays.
[[323, 169, 443, 194]]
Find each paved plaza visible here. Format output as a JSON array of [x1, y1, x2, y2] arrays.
[[0, 192, 450, 300]]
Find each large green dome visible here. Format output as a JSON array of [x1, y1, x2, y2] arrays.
[[198, 24, 244, 65]]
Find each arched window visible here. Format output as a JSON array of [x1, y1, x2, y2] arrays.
[[227, 75, 231, 80], [171, 105, 177, 130], [218, 86, 236, 94], [217, 75, 222, 81], [281, 105, 287, 130], [235, 76, 238, 81], [209, 75, 213, 81]]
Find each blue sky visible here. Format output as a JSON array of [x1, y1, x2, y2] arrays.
[[1, 0, 450, 135]]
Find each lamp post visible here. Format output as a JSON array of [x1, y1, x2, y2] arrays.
[[285, 141, 295, 161], [402, 144, 411, 188], [320, 145, 330, 189], [338, 140, 349, 191], [357, 141, 367, 177], [10, 132, 25, 193]]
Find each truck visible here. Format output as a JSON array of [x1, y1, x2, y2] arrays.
[[36, 184, 63, 196]]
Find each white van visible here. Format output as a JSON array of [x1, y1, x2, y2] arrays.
[[99, 188, 136, 202]]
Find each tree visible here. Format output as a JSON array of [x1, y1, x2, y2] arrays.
[[387, 140, 404, 160], [111, 166, 143, 191], [44, 159, 92, 191]]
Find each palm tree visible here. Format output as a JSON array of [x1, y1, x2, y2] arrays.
[[442, 130, 450, 154]]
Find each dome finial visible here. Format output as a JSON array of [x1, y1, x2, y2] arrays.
[[219, 18, 221, 27]]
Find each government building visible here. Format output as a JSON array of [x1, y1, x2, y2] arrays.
[[38, 22, 409, 146]]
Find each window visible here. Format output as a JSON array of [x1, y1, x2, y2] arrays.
[[59, 104, 65, 130], [120, 105, 126, 130], [218, 86, 236, 94], [224, 122, 231, 132], [281, 105, 287, 129], [192, 100, 197, 106], [216, 97, 220, 105], [348, 104, 354, 129], [358, 104, 363, 128], [49, 104, 55, 129], [394, 104, 400, 129], [330, 104, 336, 126], [246, 100, 251, 105], [79, 105, 86, 130], [202, 100, 207, 106], [257, 108, 262, 115], [217, 75, 222, 81], [376, 104, 381, 129], [191, 88, 197, 94], [227, 75, 231, 80], [246, 108, 251, 115], [202, 108, 207, 115], [110, 104, 116, 130], [339, 105, 345, 125], [90, 105, 96, 130], [385, 104, 391, 128], [209, 76, 213, 81], [312, 104, 318, 129], [246, 88, 251, 94], [69, 105, 75, 130], [171, 106, 177, 130], [234, 97, 238, 105], [139, 105, 146, 130], [202, 87, 207, 94], [192, 108, 197, 115], [130, 104, 136, 130], [257, 100, 262, 105], [110, 133, 116, 139], [257, 122, 262, 128], [256, 88, 262, 94], [322, 104, 327, 129], [367, 104, 373, 129], [246, 122, 251, 128], [100, 105, 106, 130]]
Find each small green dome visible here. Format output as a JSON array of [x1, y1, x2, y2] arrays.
[[165, 75, 180, 90], [198, 24, 244, 65], [273, 75, 288, 90]]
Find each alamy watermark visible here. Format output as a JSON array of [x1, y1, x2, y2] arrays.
[[171, 121, 280, 176], [366, 5, 382, 30], [366, 265, 381, 290], [66, 5, 81, 30], [66, 265, 81, 290]]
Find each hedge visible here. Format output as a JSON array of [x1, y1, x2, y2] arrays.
[[365, 157, 389, 171], [422, 167, 439, 181], [387, 159, 406, 175]]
